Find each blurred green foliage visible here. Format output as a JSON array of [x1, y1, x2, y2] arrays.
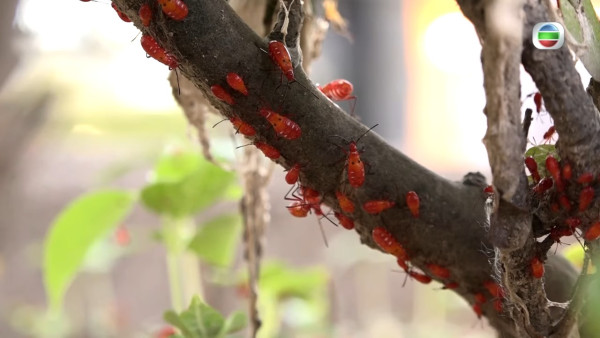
[[164, 296, 247, 338]]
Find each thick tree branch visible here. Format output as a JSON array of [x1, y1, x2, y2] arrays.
[[111, 0, 582, 336]]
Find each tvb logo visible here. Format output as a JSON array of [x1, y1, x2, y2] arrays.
[[532, 22, 564, 50]]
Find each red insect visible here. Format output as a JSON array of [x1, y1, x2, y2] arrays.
[[363, 199, 395, 214], [561, 162, 572, 181], [565, 217, 582, 229], [332, 125, 377, 188], [483, 280, 503, 298], [483, 185, 494, 194], [534, 92, 543, 113], [550, 202, 560, 213], [112, 3, 132, 22], [409, 271, 432, 284], [397, 258, 409, 272], [474, 293, 486, 304], [584, 222, 600, 241], [115, 226, 131, 246], [141, 34, 178, 69], [139, 4, 152, 27], [335, 191, 355, 213], [546, 155, 563, 191], [254, 142, 280, 159], [525, 157, 541, 183], [426, 263, 450, 279], [443, 282, 459, 290], [558, 194, 571, 211], [210, 85, 235, 105], [229, 116, 255, 137], [259, 107, 301, 140], [334, 212, 354, 230], [577, 172, 594, 184], [493, 299, 503, 313], [532, 177, 553, 195], [371, 226, 408, 260], [579, 186, 595, 212], [287, 201, 310, 217], [285, 163, 301, 185], [319, 79, 357, 113], [301, 186, 321, 206], [226, 72, 249, 96], [543, 126, 556, 143], [157, 0, 188, 21], [473, 303, 483, 319], [550, 226, 574, 242], [531, 257, 544, 278], [406, 191, 420, 218], [156, 326, 177, 338], [268, 40, 294, 81]]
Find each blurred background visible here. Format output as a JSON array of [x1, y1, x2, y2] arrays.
[[0, 0, 593, 337]]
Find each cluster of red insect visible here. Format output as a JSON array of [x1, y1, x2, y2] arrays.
[[525, 153, 600, 279], [472, 280, 505, 318]]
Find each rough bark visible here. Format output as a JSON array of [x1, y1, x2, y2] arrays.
[[110, 0, 596, 336]]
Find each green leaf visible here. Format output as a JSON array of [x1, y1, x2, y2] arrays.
[[222, 311, 247, 335], [164, 296, 229, 338], [43, 190, 136, 310], [188, 214, 242, 267], [141, 160, 237, 218], [153, 149, 203, 183], [560, 0, 600, 81]]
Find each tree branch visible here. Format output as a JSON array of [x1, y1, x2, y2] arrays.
[[111, 0, 583, 336]]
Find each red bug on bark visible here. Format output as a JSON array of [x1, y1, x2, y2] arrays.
[[268, 40, 294, 81], [371, 226, 408, 260], [474, 293, 486, 304], [409, 271, 432, 284], [157, 0, 188, 21], [543, 126, 556, 143], [443, 281, 459, 290], [406, 191, 420, 218], [285, 163, 301, 185], [565, 217, 582, 229], [525, 157, 541, 183], [473, 303, 483, 319], [577, 172, 594, 184], [426, 263, 450, 279], [226, 72, 249, 96], [550, 226, 574, 242], [112, 3, 132, 22], [397, 258, 409, 272], [579, 186, 595, 212], [330, 124, 378, 188], [584, 222, 600, 241], [139, 4, 152, 27], [229, 116, 255, 137], [287, 201, 311, 217], [140, 34, 178, 69], [363, 199, 395, 215], [210, 85, 235, 105], [483, 280, 503, 298], [532, 177, 553, 195], [493, 299, 503, 313], [558, 194, 571, 211], [483, 185, 494, 194], [562, 162, 572, 181], [534, 92, 543, 113], [253, 141, 280, 159], [531, 257, 544, 278], [335, 191, 355, 213], [319, 79, 357, 113], [546, 155, 563, 191], [334, 212, 354, 230], [259, 107, 301, 140]]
